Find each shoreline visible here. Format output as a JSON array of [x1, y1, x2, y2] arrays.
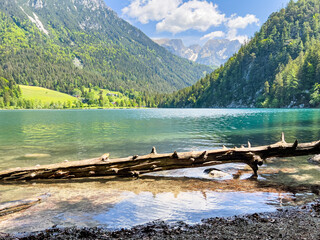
[[0, 107, 150, 111], [1, 107, 320, 111], [2, 198, 319, 240]]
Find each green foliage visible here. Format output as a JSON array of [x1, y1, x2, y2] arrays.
[[159, 0, 320, 108], [0, 0, 211, 102], [310, 83, 320, 106], [0, 76, 21, 108], [80, 87, 150, 108]]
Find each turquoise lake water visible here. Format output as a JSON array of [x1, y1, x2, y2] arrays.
[[0, 109, 319, 233], [1, 108, 320, 169]]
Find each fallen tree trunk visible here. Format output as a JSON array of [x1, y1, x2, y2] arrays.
[[0, 133, 319, 182]]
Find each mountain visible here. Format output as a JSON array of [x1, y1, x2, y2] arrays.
[[0, 0, 211, 107], [154, 38, 241, 67], [153, 39, 199, 62], [197, 39, 242, 66], [158, 0, 320, 108]]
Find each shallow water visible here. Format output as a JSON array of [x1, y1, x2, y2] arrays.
[[0, 109, 319, 233]]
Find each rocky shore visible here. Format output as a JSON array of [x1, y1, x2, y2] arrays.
[[1, 199, 319, 240]]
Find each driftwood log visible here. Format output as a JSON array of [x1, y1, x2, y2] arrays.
[[0, 195, 47, 217], [0, 133, 319, 182]]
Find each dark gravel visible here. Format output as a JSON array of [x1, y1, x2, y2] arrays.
[[1, 199, 319, 240]]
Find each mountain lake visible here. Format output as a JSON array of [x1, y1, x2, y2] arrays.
[[0, 109, 319, 233]]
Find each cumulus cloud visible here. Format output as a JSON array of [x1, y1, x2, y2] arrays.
[[122, 0, 259, 42], [226, 29, 248, 44], [226, 14, 259, 29], [122, 0, 181, 24], [200, 31, 225, 40], [156, 1, 226, 34], [123, 0, 225, 34], [223, 14, 259, 44]]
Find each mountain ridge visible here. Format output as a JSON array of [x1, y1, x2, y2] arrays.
[[154, 38, 241, 67]]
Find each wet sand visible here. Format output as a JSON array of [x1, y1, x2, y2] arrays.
[[1, 198, 319, 240]]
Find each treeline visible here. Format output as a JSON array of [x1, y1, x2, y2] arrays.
[[157, 0, 320, 108], [0, 76, 21, 108], [0, 81, 159, 109], [75, 86, 157, 108]]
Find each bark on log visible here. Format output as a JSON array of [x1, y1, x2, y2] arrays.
[[0, 133, 319, 182]]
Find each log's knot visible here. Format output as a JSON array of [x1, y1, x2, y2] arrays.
[[132, 155, 139, 160], [151, 147, 157, 154], [255, 156, 264, 166], [216, 150, 233, 160], [245, 152, 263, 166], [56, 170, 69, 176], [292, 140, 298, 149], [130, 171, 140, 177], [111, 168, 119, 174], [172, 151, 179, 159], [48, 170, 70, 179], [101, 153, 110, 162], [200, 151, 208, 161], [30, 172, 37, 178]]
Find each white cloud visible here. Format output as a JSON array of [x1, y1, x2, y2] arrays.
[[224, 14, 258, 44], [156, 1, 226, 34], [122, 0, 181, 24], [122, 0, 259, 42], [226, 29, 248, 44], [226, 14, 259, 29], [200, 31, 225, 40]]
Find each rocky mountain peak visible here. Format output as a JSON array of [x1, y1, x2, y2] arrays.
[[27, 0, 107, 11], [31, 0, 45, 9], [73, 0, 106, 11], [155, 38, 241, 67]]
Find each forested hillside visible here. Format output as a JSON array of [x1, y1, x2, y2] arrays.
[[159, 0, 320, 108], [0, 0, 211, 108]]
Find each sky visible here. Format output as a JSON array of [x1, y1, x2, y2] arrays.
[[105, 0, 291, 46]]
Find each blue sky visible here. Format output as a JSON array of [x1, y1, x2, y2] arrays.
[[105, 0, 290, 46]]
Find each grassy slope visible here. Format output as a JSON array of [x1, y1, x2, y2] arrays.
[[19, 85, 136, 108], [20, 85, 77, 104]]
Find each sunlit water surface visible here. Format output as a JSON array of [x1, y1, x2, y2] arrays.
[[0, 109, 319, 233]]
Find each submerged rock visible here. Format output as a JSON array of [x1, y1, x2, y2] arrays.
[[308, 155, 320, 165], [23, 154, 51, 158], [204, 168, 231, 179]]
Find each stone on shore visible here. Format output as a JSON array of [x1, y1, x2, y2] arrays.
[[308, 155, 320, 165], [204, 168, 231, 179]]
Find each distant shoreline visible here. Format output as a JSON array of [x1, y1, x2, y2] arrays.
[[0, 107, 150, 111], [1, 107, 320, 111]]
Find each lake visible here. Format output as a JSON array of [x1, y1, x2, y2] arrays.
[[0, 109, 319, 233]]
